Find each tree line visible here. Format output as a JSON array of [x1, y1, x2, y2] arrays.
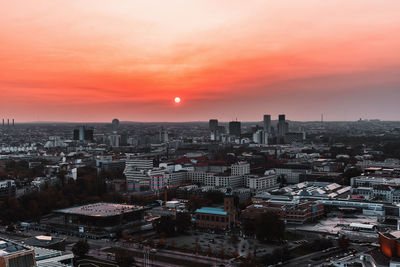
[[0, 166, 124, 224]]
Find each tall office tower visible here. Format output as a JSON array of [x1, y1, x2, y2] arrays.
[[73, 126, 94, 141], [120, 132, 128, 146], [229, 121, 241, 137], [2, 119, 4, 127], [7, 119, 9, 127], [263, 114, 271, 133], [112, 118, 120, 130], [159, 128, 168, 143], [209, 119, 218, 131], [12, 119, 14, 127], [277, 114, 289, 137]]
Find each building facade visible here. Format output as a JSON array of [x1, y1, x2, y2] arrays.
[[245, 172, 278, 192], [231, 162, 250, 176], [194, 187, 238, 230], [229, 121, 241, 137]]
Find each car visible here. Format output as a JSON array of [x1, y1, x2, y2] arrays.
[[150, 249, 157, 253]]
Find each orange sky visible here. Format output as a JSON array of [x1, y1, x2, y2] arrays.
[[1, 0, 400, 122]]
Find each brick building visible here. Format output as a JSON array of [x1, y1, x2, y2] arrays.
[[241, 200, 324, 224], [194, 184, 238, 230]]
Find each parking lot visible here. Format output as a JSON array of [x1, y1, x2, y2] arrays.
[[165, 230, 281, 257]]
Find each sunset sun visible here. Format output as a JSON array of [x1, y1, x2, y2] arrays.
[[174, 97, 181, 103]]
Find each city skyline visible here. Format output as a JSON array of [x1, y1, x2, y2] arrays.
[[1, 0, 400, 122]]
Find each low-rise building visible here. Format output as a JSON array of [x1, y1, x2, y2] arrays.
[[275, 167, 312, 184], [254, 182, 351, 201], [0, 238, 36, 267], [41, 203, 147, 238], [194, 187, 238, 230], [242, 199, 324, 224]]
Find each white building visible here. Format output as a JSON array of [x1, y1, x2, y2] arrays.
[[187, 172, 216, 186], [0, 180, 16, 189], [124, 159, 154, 171], [164, 171, 188, 186], [231, 162, 250, 176], [245, 171, 278, 192], [253, 130, 268, 144], [275, 168, 312, 184], [215, 175, 243, 188], [351, 176, 400, 187]]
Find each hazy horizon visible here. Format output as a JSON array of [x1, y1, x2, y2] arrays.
[[4, 118, 398, 124], [1, 0, 400, 122]]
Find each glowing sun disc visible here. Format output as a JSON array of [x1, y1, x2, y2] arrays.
[[174, 97, 181, 103]]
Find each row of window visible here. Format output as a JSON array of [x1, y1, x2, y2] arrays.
[[196, 214, 226, 222]]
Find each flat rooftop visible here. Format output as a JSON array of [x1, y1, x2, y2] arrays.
[[382, 230, 400, 240], [55, 202, 145, 217], [0, 238, 31, 256]]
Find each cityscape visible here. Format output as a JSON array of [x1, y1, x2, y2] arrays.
[[2, 1, 400, 267], [1, 117, 400, 267]]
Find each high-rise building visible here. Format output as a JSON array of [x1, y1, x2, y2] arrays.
[[112, 118, 120, 130], [263, 114, 271, 133], [120, 132, 128, 146], [229, 121, 241, 137], [159, 128, 168, 143], [73, 126, 94, 141], [209, 119, 218, 131], [253, 130, 268, 144], [277, 114, 289, 137]]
